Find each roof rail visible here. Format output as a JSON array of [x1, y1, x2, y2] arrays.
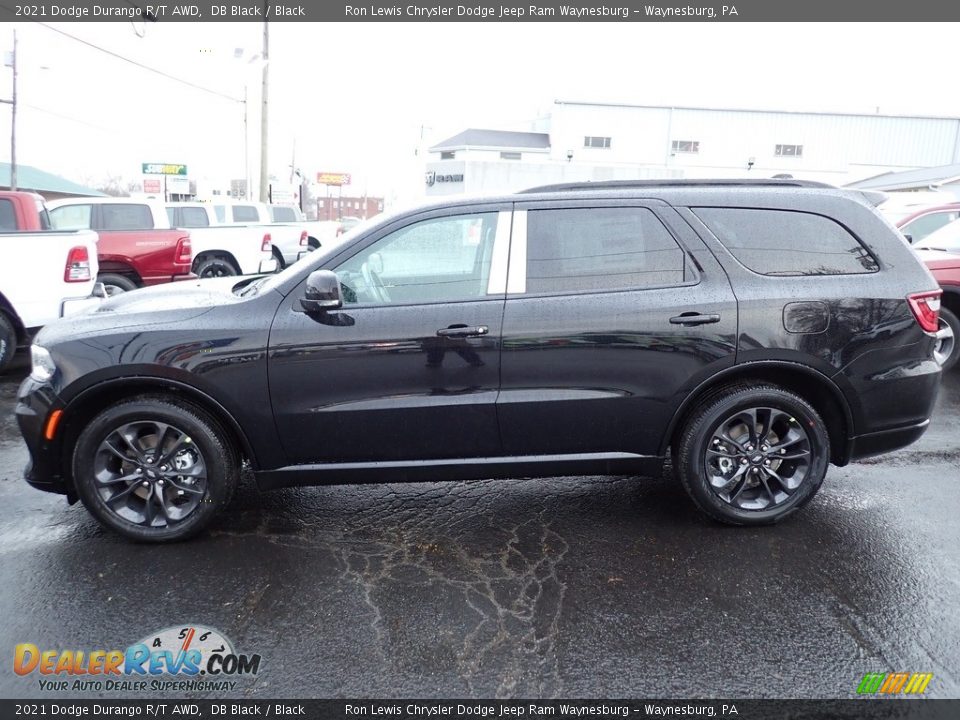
[[518, 179, 837, 194]]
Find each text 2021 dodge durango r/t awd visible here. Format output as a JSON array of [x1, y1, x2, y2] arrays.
[[16, 181, 943, 541]]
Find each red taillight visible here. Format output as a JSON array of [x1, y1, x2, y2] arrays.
[[261, 233, 272, 252], [907, 290, 942, 333], [299, 231, 308, 246], [175, 237, 192, 264], [64, 246, 91, 283]]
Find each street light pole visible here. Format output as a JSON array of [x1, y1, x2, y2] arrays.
[[258, 19, 269, 203], [1, 30, 18, 191]]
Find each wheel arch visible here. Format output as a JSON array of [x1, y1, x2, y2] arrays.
[[940, 285, 960, 317], [662, 361, 854, 466], [193, 251, 241, 275], [59, 377, 259, 486], [0, 292, 27, 341]]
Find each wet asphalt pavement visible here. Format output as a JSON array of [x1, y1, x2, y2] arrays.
[[0, 351, 958, 700]]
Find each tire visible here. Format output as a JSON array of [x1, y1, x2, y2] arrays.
[[272, 246, 286, 270], [674, 384, 830, 526], [98, 273, 138, 296], [0, 312, 15, 373], [935, 306, 959, 372], [195, 255, 239, 279], [72, 395, 238, 542]]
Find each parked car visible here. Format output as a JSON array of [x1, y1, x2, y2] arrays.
[[0, 191, 100, 371], [894, 203, 960, 244], [913, 221, 960, 371], [166, 203, 278, 277], [47, 197, 194, 295], [17, 179, 943, 541], [209, 201, 308, 268]]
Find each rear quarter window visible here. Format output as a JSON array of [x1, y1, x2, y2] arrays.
[[693, 207, 878, 276]]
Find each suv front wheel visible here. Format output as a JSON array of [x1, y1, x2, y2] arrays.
[[675, 384, 829, 525], [72, 396, 238, 542]]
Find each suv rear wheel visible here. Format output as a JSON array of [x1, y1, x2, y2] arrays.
[[72, 396, 238, 542], [675, 384, 829, 525]]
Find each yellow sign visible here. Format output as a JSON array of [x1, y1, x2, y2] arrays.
[[317, 172, 351, 186]]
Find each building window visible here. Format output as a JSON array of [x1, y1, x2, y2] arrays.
[[500, 151, 522, 160], [583, 136, 612, 149], [440, 151, 456, 160], [775, 144, 803, 157], [671, 140, 700, 154], [318, 199, 325, 208]]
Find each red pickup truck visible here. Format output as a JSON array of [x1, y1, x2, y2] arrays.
[[46, 197, 194, 295]]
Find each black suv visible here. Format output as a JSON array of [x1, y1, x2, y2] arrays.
[[16, 180, 943, 541]]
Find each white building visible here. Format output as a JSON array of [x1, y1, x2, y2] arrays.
[[424, 100, 960, 197]]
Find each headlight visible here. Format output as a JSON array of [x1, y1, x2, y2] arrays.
[[30, 345, 56, 383]]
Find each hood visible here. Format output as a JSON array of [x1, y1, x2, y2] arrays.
[[96, 277, 244, 314], [35, 277, 247, 346]]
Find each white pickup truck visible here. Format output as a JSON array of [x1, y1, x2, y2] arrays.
[[166, 203, 279, 277], [0, 228, 100, 371], [268, 204, 343, 250], [209, 201, 309, 268]]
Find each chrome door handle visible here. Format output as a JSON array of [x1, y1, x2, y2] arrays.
[[436, 325, 489, 338]]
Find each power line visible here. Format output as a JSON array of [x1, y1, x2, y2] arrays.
[[35, 22, 244, 104]]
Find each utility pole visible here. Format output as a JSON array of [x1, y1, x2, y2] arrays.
[[243, 85, 248, 199], [1, 30, 18, 190], [258, 19, 269, 202]]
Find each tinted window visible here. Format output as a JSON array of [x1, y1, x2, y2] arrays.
[[180, 207, 210, 227], [271, 206, 298, 222], [49, 204, 93, 230], [334, 213, 499, 305], [233, 205, 260, 222], [694, 207, 878, 276], [900, 211, 959, 243], [0, 199, 16, 230], [99, 204, 154, 230], [525, 207, 687, 294]]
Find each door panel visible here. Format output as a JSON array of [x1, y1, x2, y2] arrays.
[[498, 201, 738, 457], [268, 207, 510, 465]]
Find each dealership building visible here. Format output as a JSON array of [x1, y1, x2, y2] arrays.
[[424, 100, 960, 196]]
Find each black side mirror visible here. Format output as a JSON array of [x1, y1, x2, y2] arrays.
[[903, 233, 914, 244], [300, 270, 343, 312]]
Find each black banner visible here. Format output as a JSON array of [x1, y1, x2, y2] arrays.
[[2, 700, 960, 720], [2, 0, 960, 23]]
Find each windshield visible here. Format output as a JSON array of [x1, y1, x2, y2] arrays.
[[913, 219, 960, 252]]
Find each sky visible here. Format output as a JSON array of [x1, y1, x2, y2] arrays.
[[1, 21, 958, 201]]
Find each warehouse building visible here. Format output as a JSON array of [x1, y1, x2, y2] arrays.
[[424, 100, 960, 196]]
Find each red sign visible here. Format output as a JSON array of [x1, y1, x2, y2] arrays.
[[143, 179, 162, 194], [317, 172, 351, 186]]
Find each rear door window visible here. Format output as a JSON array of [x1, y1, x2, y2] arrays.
[[98, 204, 154, 231], [49, 204, 93, 230], [233, 205, 260, 223], [271, 206, 298, 222], [693, 207, 878, 275], [179, 207, 210, 227], [523, 207, 688, 294], [0, 199, 16, 230]]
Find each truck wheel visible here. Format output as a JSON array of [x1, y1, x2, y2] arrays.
[[272, 247, 286, 270], [0, 312, 15, 373], [195, 255, 239, 279], [674, 384, 829, 526], [935, 307, 959, 372], [98, 273, 138, 296], [72, 395, 239, 542]]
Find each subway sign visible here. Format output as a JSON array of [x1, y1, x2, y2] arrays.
[[142, 163, 187, 176]]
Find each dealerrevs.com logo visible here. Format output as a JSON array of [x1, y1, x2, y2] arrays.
[[13, 625, 262, 692]]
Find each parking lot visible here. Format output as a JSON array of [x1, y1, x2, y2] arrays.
[[1, 349, 958, 699]]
